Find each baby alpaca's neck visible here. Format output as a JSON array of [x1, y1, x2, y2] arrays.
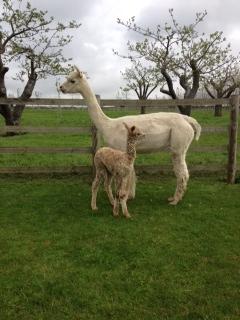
[[126, 136, 137, 160]]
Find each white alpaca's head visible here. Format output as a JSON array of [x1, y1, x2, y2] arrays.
[[60, 66, 87, 95]]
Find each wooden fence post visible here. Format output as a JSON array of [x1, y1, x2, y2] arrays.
[[91, 94, 102, 176], [227, 95, 239, 184]]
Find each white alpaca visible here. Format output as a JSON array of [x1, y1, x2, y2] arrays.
[[60, 66, 201, 205], [91, 123, 143, 218]]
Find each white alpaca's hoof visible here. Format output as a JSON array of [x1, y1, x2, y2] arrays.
[[168, 196, 174, 202], [91, 206, 98, 211]]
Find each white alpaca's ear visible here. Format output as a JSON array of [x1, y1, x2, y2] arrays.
[[74, 65, 83, 78]]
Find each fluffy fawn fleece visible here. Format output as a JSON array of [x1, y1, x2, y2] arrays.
[[91, 123, 144, 218]]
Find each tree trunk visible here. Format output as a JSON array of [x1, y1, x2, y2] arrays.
[[12, 104, 25, 124], [177, 105, 191, 116], [140, 105, 146, 114], [214, 104, 223, 117], [0, 104, 14, 125], [177, 60, 200, 116], [0, 65, 14, 125], [12, 73, 37, 124]]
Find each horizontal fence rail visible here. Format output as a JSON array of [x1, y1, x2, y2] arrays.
[[0, 97, 230, 107], [0, 145, 230, 154], [0, 165, 237, 176], [0, 96, 239, 181], [0, 147, 92, 154], [0, 125, 228, 135], [0, 126, 91, 134], [0, 126, 92, 134]]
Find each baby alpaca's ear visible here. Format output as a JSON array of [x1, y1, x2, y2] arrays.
[[123, 122, 130, 132], [130, 126, 136, 132]]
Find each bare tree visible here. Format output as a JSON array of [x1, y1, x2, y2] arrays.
[[203, 59, 240, 116], [0, 0, 81, 125], [120, 60, 163, 113], [116, 9, 233, 115]]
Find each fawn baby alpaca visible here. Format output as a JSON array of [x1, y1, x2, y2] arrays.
[[91, 123, 144, 218]]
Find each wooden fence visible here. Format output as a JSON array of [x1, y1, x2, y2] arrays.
[[0, 96, 239, 182]]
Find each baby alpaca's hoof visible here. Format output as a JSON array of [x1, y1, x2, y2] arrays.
[[169, 199, 178, 205], [128, 194, 135, 200], [113, 212, 119, 218], [168, 196, 174, 202], [91, 206, 98, 211], [113, 207, 119, 216]]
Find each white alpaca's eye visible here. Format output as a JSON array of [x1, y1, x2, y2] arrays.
[[70, 80, 75, 84]]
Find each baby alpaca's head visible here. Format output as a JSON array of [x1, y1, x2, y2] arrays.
[[123, 123, 144, 141]]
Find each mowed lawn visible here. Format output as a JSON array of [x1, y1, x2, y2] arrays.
[[0, 107, 240, 318], [0, 176, 240, 320]]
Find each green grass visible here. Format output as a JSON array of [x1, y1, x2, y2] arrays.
[[0, 176, 239, 319], [0, 108, 239, 168], [0, 109, 239, 318]]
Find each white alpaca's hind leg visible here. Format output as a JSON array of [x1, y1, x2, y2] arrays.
[[169, 153, 189, 205]]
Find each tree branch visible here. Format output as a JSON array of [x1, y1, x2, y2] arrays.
[[204, 85, 216, 99], [161, 67, 177, 99]]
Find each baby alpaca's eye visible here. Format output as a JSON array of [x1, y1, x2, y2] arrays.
[[70, 80, 75, 84]]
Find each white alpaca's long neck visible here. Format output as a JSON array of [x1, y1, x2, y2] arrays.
[[81, 81, 110, 131]]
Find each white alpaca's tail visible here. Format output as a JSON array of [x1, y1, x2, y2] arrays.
[[183, 115, 201, 141]]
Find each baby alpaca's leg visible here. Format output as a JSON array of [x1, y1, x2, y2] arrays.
[[113, 198, 120, 217], [91, 170, 102, 210], [120, 196, 130, 218], [119, 178, 131, 218], [104, 172, 114, 206], [113, 177, 121, 217]]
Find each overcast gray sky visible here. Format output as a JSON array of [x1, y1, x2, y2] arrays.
[[6, 0, 240, 99]]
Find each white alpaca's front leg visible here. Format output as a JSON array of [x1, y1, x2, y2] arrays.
[[127, 168, 136, 200]]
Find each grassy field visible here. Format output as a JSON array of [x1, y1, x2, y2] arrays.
[[0, 175, 240, 319], [0, 108, 240, 319], [0, 107, 237, 168]]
